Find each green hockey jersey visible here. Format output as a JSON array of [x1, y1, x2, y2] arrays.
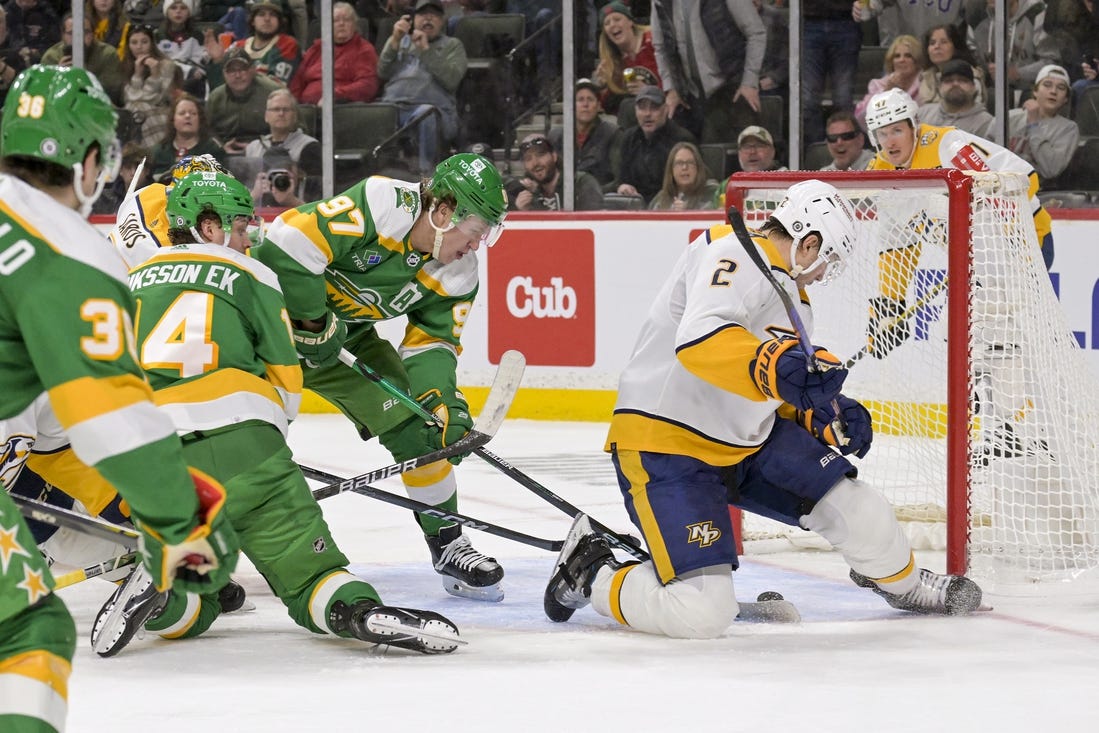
[[129, 243, 303, 437], [0, 174, 202, 561], [252, 176, 479, 362]]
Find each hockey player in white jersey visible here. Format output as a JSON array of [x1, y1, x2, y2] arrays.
[[544, 180, 984, 638]]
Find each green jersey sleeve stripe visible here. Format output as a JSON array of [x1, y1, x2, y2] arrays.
[[64, 400, 177, 467]]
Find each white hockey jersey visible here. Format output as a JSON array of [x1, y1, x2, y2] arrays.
[[605, 224, 814, 466]]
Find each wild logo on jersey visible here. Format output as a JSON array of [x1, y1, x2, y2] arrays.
[[686, 521, 722, 548], [324, 269, 427, 322], [397, 187, 419, 214]]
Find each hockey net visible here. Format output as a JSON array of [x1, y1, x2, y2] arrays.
[[726, 169, 1099, 593]]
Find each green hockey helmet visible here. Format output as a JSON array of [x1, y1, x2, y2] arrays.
[[168, 171, 256, 238], [427, 153, 507, 246], [1, 65, 119, 174]]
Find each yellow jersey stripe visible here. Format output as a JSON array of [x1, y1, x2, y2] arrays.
[[606, 412, 762, 467], [26, 449, 118, 517], [267, 212, 334, 273], [676, 324, 765, 400], [0, 649, 71, 731], [615, 450, 676, 583], [66, 401, 176, 466], [49, 374, 153, 429], [402, 460, 453, 487]]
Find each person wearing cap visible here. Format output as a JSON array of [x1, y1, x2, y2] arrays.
[[204, 0, 301, 88], [377, 0, 467, 175], [916, 58, 994, 138], [650, 0, 767, 143], [1007, 64, 1079, 183], [712, 124, 786, 208], [917, 24, 985, 108], [612, 83, 695, 205], [290, 1, 378, 105], [506, 133, 605, 211], [548, 78, 621, 188], [592, 1, 660, 116], [208, 44, 285, 154]]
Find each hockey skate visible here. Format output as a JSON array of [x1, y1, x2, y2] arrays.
[[91, 564, 168, 657], [544, 514, 619, 622], [218, 579, 253, 614], [329, 600, 463, 654], [425, 524, 504, 602], [850, 567, 983, 615]]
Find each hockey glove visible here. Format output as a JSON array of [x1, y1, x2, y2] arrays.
[[797, 395, 873, 458], [417, 388, 474, 465], [136, 468, 239, 594], [867, 296, 910, 359], [293, 311, 347, 368], [750, 337, 847, 411]]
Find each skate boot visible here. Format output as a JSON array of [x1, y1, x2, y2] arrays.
[[850, 567, 983, 615], [425, 524, 504, 602], [329, 600, 463, 654], [91, 564, 168, 657], [218, 579, 252, 614], [544, 514, 620, 623]]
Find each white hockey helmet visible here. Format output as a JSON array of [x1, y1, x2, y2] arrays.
[[864, 88, 919, 141], [770, 180, 857, 283]]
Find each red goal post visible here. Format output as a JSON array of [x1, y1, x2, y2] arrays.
[[724, 169, 1099, 592]]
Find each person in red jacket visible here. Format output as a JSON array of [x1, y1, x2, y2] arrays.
[[289, 1, 378, 104]]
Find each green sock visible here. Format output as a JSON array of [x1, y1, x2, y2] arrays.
[[415, 491, 459, 536]]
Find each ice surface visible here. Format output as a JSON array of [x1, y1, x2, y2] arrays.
[[60, 417, 1099, 732]]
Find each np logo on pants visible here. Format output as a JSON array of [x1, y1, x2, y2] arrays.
[[686, 521, 722, 548]]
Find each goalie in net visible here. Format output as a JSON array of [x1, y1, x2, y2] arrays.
[[543, 181, 983, 640]]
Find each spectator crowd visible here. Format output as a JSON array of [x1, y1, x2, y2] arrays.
[[2, 0, 1096, 213]]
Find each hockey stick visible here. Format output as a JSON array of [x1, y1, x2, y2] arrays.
[[842, 277, 949, 368], [310, 349, 525, 502], [53, 552, 138, 590], [304, 464, 563, 552], [13, 494, 139, 549], [335, 348, 647, 560], [727, 206, 848, 443]]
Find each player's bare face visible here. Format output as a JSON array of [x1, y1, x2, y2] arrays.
[[227, 218, 250, 254], [602, 12, 632, 50], [793, 236, 827, 287], [436, 227, 481, 264], [875, 121, 915, 167]]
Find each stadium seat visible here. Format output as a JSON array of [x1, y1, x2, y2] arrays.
[[602, 192, 645, 210], [699, 143, 728, 180], [617, 95, 637, 129], [803, 141, 832, 170], [296, 104, 317, 138]]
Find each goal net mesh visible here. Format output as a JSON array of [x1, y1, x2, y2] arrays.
[[731, 170, 1099, 591]]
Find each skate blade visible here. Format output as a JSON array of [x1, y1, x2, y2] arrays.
[[736, 599, 801, 624], [368, 619, 468, 647], [441, 577, 504, 602]]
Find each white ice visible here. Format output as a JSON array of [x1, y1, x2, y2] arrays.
[[59, 416, 1099, 732]]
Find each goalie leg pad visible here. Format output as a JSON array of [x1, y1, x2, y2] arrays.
[[590, 562, 739, 639], [800, 478, 912, 580]]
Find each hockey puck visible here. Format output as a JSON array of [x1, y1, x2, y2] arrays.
[[756, 591, 784, 602]]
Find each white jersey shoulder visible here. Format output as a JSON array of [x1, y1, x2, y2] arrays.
[[108, 183, 168, 271], [0, 174, 129, 283], [364, 176, 419, 244]]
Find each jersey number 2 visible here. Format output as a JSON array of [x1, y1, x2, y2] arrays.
[[141, 292, 218, 378]]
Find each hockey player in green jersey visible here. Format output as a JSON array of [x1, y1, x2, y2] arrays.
[[252, 153, 509, 601], [93, 170, 461, 656], [0, 66, 239, 731]]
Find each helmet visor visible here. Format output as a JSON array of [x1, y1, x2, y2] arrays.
[[454, 211, 505, 247]]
